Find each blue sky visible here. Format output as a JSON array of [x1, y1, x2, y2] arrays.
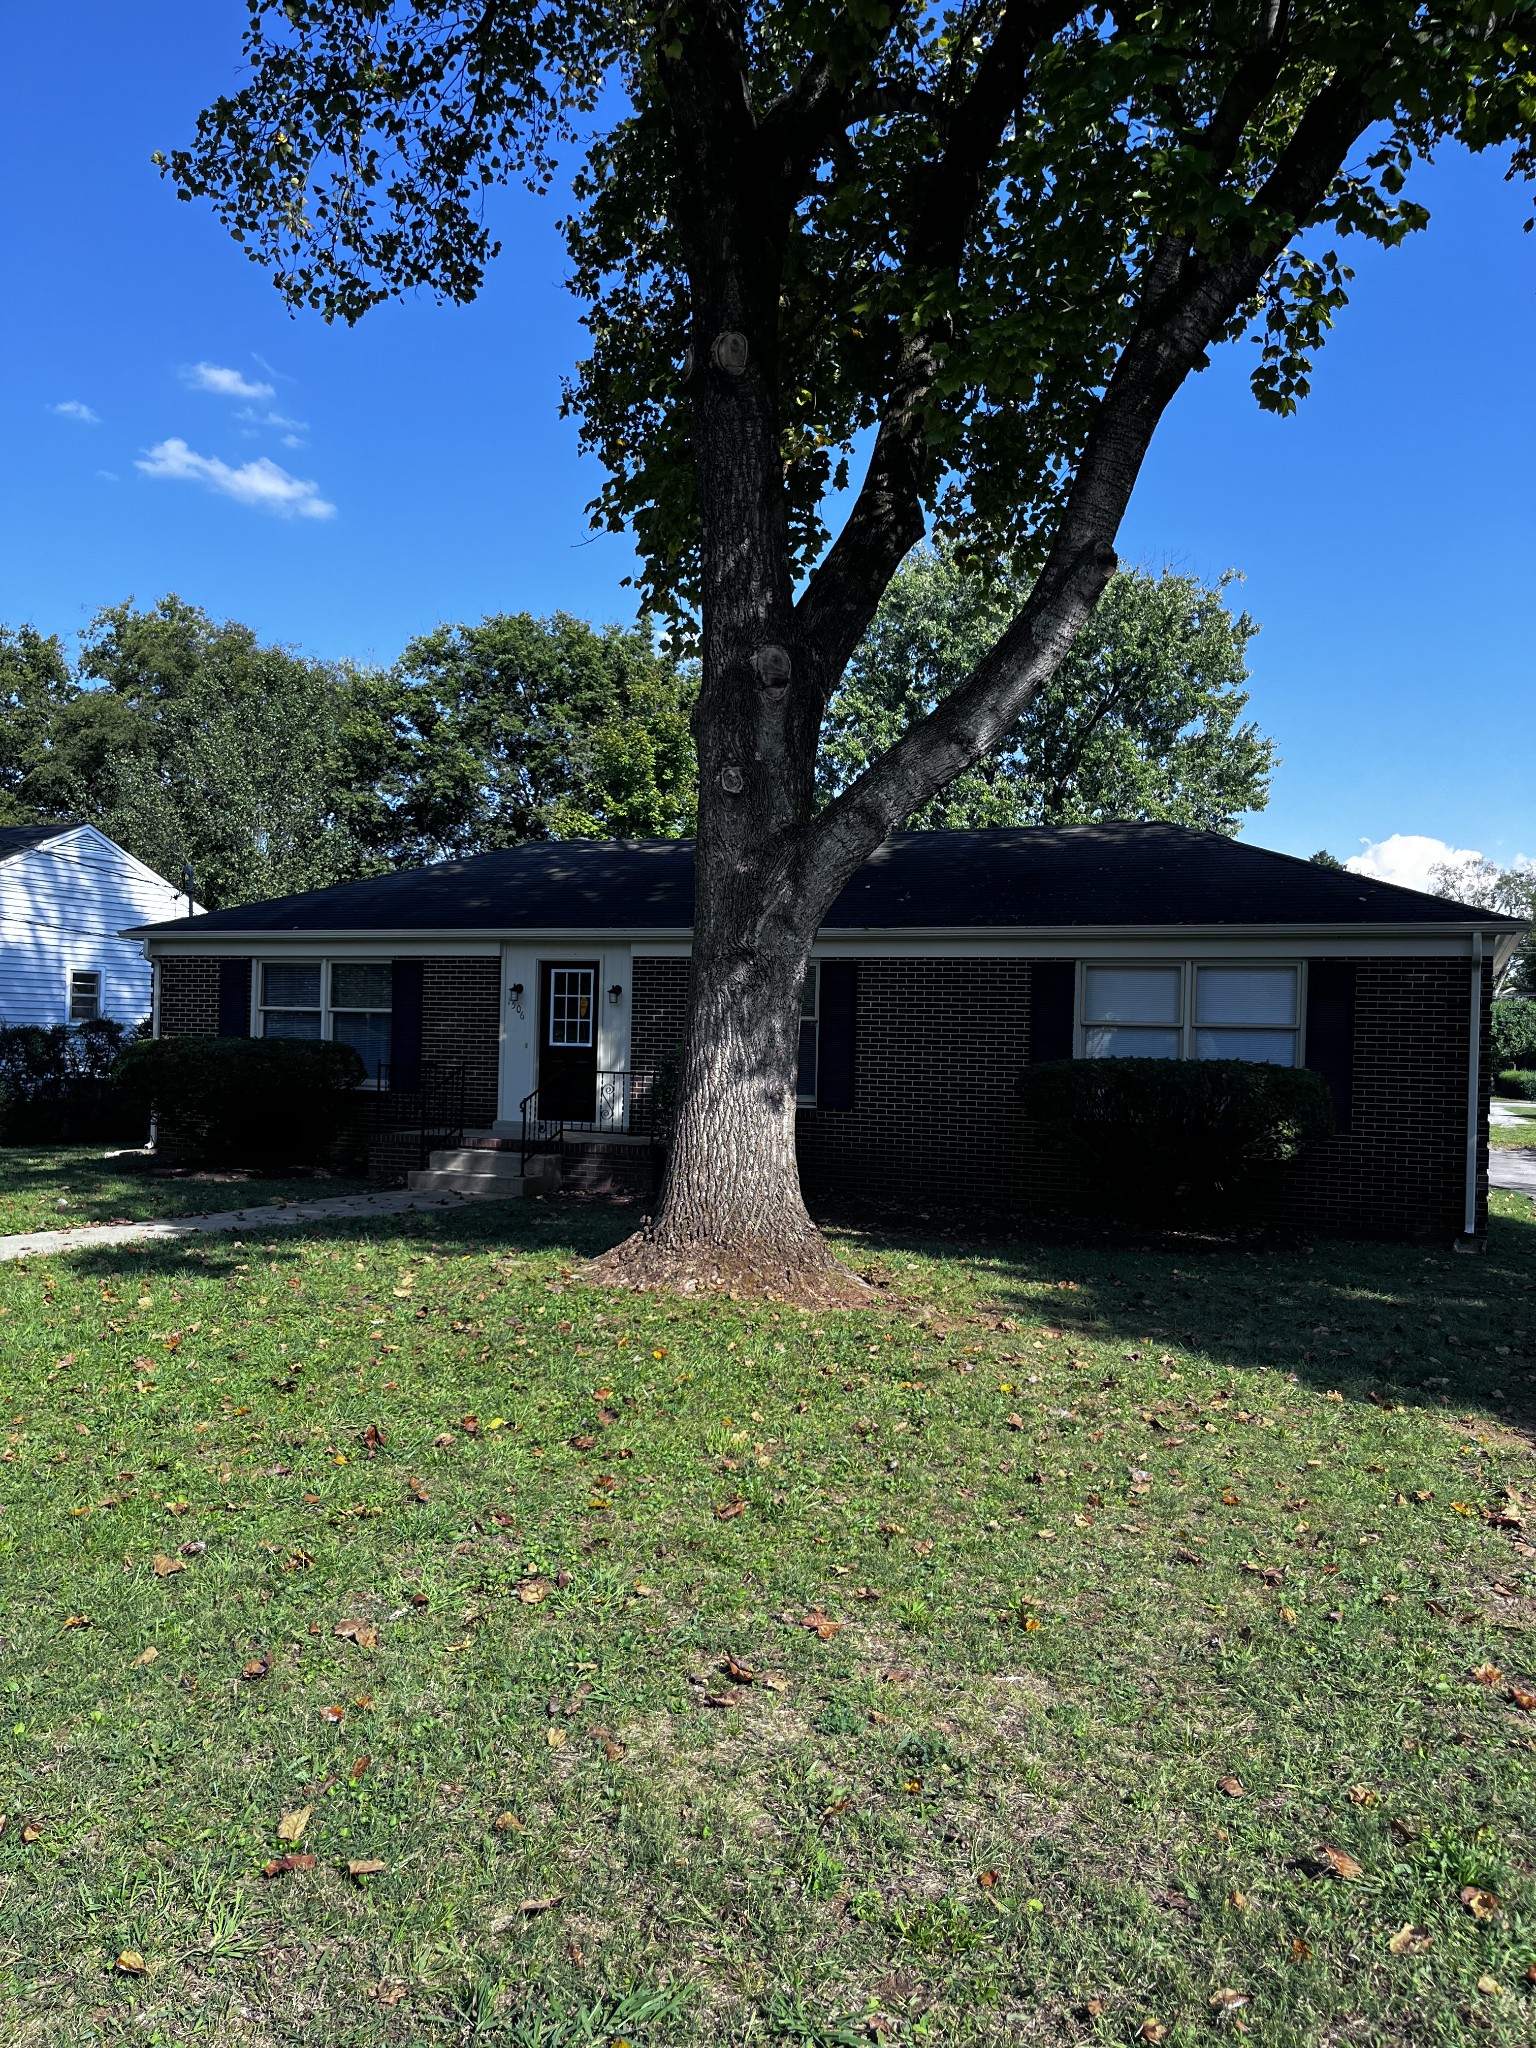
[[2, 2, 1533, 881]]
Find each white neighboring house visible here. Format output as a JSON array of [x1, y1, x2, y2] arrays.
[[0, 823, 195, 1030]]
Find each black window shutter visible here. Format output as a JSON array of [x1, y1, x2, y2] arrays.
[[816, 961, 858, 1110], [1304, 961, 1356, 1131], [216, 958, 251, 1038], [391, 959, 425, 1080], [1030, 960, 1076, 1062]]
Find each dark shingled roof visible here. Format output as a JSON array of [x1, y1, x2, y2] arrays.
[[0, 822, 75, 861], [130, 824, 1520, 937]]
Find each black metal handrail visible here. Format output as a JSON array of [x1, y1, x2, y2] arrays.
[[520, 1068, 658, 1172], [369, 1059, 467, 1179]]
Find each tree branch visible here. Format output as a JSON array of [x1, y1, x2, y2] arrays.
[[795, 72, 1375, 892], [793, 0, 1083, 686]]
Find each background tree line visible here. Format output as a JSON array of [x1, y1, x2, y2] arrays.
[[0, 558, 1273, 910]]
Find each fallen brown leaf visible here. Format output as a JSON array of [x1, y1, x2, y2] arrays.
[[722, 1653, 755, 1684], [1312, 1845, 1364, 1881], [1138, 2022, 1168, 2044], [347, 1858, 387, 1878], [262, 1853, 317, 1877], [350, 1756, 371, 1781], [792, 1607, 841, 1642], [546, 1727, 567, 1748], [62, 1614, 90, 1630], [151, 1554, 185, 1578], [1388, 1923, 1433, 1955], [131, 1647, 158, 1668], [1476, 1974, 1503, 1996], [714, 1497, 746, 1520], [276, 1806, 312, 1844], [240, 1653, 272, 1681], [20, 1823, 43, 1844], [115, 1951, 146, 1974], [1468, 1661, 1503, 1686], [518, 1894, 564, 1915], [1508, 1685, 1536, 1712], [1209, 1988, 1250, 2013], [1217, 1775, 1245, 1798], [334, 1619, 379, 1650], [1460, 1885, 1501, 1920], [1348, 1783, 1377, 1806]]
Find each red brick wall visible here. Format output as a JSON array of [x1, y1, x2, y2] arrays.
[[631, 949, 1487, 1242], [157, 956, 222, 1037], [422, 958, 501, 1128]]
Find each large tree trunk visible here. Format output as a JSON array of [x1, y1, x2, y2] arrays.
[[584, 845, 865, 1305]]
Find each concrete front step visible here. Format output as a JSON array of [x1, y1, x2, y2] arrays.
[[405, 1147, 562, 1197], [428, 1146, 526, 1178], [407, 1167, 529, 1197]]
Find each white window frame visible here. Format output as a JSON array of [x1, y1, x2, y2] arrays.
[[546, 964, 597, 1049], [796, 962, 821, 1106], [1076, 960, 1307, 1066], [68, 968, 102, 1024], [254, 959, 394, 1079]]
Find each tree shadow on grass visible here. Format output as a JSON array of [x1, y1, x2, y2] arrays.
[[827, 1192, 1536, 1437], [24, 1188, 1536, 1437]]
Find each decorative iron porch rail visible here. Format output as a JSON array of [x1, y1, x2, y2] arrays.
[[520, 1068, 661, 1174], [367, 1060, 467, 1183]]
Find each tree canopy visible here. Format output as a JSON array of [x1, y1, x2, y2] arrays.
[[820, 554, 1273, 832]]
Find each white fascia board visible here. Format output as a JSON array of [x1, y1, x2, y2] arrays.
[[136, 919, 1518, 961]]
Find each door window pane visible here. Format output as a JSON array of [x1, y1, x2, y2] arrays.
[[332, 1010, 392, 1072], [1083, 966, 1182, 1025], [331, 962, 393, 1011], [548, 968, 595, 1047], [1196, 1028, 1297, 1066], [1084, 1026, 1182, 1059], [262, 962, 321, 1009], [1195, 967, 1297, 1027]]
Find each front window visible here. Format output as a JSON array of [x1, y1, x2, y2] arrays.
[[797, 964, 820, 1102], [1194, 966, 1299, 1066], [69, 970, 102, 1024], [1081, 963, 1300, 1066], [1082, 966, 1182, 1059], [258, 961, 392, 1073]]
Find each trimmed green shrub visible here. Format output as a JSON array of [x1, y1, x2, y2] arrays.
[[1496, 1069, 1536, 1102], [1017, 1057, 1335, 1220], [114, 1036, 366, 1170], [0, 1018, 147, 1143], [1492, 1000, 1536, 1075]]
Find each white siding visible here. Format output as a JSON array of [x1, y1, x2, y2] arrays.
[[0, 827, 189, 1029]]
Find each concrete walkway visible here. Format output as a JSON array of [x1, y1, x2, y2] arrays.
[[1491, 1147, 1536, 1196], [0, 1185, 507, 1263]]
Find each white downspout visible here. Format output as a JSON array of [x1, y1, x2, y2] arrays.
[[1462, 931, 1484, 1243]]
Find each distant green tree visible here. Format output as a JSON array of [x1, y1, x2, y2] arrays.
[[24, 597, 386, 909], [1309, 849, 1345, 870], [820, 554, 1273, 833], [371, 612, 697, 863], [1432, 854, 1536, 997], [0, 625, 78, 826]]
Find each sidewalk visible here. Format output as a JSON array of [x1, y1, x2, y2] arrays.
[[0, 1185, 504, 1263]]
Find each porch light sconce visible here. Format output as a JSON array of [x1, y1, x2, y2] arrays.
[[608, 982, 624, 1005], [508, 981, 525, 1017]]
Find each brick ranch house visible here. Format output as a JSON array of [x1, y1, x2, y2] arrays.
[[127, 824, 1525, 1244]]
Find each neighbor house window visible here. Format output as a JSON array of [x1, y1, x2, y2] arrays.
[[69, 970, 102, 1024], [257, 961, 392, 1074], [797, 964, 820, 1102], [1081, 963, 1300, 1066]]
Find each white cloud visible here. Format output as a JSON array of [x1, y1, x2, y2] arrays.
[[236, 405, 307, 432], [1347, 833, 1486, 894], [136, 438, 336, 520], [182, 361, 276, 401], [51, 399, 100, 423]]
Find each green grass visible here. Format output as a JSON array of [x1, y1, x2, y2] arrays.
[[1490, 1101, 1536, 1151], [0, 1146, 370, 1237], [1, 1192, 1533, 2046]]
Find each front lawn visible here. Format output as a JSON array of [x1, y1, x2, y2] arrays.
[[1, 1195, 1533, 2046], [1490, 1101, 1536, 1151], [0, 1146, 371, 1237]]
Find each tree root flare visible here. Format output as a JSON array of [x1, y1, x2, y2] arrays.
[[578, 1227, 875, 1310]]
